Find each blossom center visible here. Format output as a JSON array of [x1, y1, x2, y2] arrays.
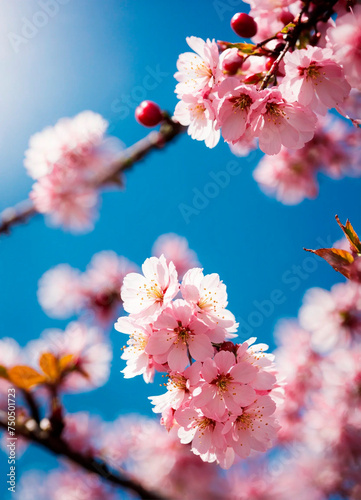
[[299, 62, 321, 80], [236, 412, 254, 430], [145, 281, 164, 302], [174, 322, 192, 344], [213, 373, 232, 392], [169, 373, 187, 391], [230, 93, 253, 111], [194, 416, 215, 431]]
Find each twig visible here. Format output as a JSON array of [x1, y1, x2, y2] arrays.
[[22, 390, 41, 425], [0, 118, 186, 236], [260, 0, 338, 90], [0, 411, 169, 500]]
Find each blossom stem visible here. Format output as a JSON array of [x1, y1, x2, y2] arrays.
[[260, 0, 338, 90], [22, 390, 41, 425], [0, 118, 186, 236], [0, 410, 168, 500]]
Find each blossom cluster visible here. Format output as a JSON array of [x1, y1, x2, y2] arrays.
[[253, 113, 361, 204], [16, 415, 226, 500], [174, 4, 359, 156], [271, 275, 361, 498], [37, 233, 199, 325], [115, 255, 280, 468], [25, 111, 122, 232]]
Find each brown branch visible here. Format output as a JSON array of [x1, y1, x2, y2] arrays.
[[0, 411, 169, 500], [260, 0, 338, 90], [0, 117, 186, 236]]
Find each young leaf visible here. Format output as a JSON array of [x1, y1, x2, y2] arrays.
[[59, 354, 74, 373], [0, 365, 8, 379], [335, 215, 361, 254], [8, 366, 46, 390], [304, 248, 354, 279], [281, 22, 295, 34], [39, 352, 60, 382]]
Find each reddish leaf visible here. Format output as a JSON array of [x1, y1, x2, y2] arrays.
[[304, 248, 354, 279]]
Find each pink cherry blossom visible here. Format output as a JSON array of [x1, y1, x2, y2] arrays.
[[63, 412, 101, 455], [31, 167, 99, 233], [152, 233, 200, 279], [280, 46, 350, 115], [146, 300, 222, 371], [24, 111, 118, 180], [237, 338, 277, 392], [17, 468, 117, 500], [175, 37, 221, 96], [82, 251, 138, 324], [216, 78, 258, 143], [174, 93, 220, 148], [327, 5, 361, 91], [299, 282, 361, 351], [149, 362, 202, 423], [250, 88, 317, 155], [229, 128, 257, 157], [121, 254, 179, 321], [192, 351, 257, 419], [37, 264, 84, 319], [253, 146, 319, 204], [175, 406, 234, 468], [181, 267, 237, 332], [115, 316, 157, 382], [223, 395, 279, 458]]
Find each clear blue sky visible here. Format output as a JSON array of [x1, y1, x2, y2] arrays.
[[0, 0, 360, 494]]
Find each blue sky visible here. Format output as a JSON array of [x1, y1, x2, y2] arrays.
[[0, 0, 360, 494]]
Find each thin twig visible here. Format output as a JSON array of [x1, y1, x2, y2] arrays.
[[0, 411, 169, 500], [0, 119, 186, 236], [22, 390, 41, 425]]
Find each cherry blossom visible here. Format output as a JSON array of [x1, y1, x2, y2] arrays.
[[327, 5, 361, 91], [175, 37, 221, 97], [175, 406, 233, 468], [280, 46, 350, 114], [223, 395, 279, 458], [146, 300, 219, 371], [37, 264, 83, 319], [299, 282, 361, 351], [181, 267, 237, 332], [121, 254, 179, 321], [250, 88, 317, 155], [174, 93, 220, 148], [192, 351, 257, 419], [152, 233, 200, 279], [216, 78, 258, 143], [63, 412, 101, 455], [115, 316, 157, 382]]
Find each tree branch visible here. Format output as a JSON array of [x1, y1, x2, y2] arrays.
[[0, 411, 169, 500], [0, 118, 186, 236]]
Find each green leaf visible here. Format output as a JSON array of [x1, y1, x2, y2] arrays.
[[281, 22, 295, 34]]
